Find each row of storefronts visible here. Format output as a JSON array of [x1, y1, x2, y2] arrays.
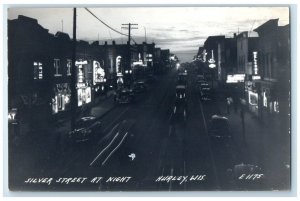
[[8, 15, 171, 125], [196, 19, 290, 123]]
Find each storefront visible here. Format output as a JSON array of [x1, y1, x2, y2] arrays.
[[245, 80, 259, 116], [77, 84, 91, 106], [75, 60, 93, 107], [93, 60, 107, 94], [52, 83, 71, 114], [261, 84, 280, 117]]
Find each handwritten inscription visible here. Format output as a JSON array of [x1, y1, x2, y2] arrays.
[[238, 174, 264, 180], [24, 176, 131, 185], [155, 175, 206, 185], [24, 177, 53, 185], [106, 177, 132, 183]]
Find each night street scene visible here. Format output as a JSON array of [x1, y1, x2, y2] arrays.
[[7, 7, 291, 191]]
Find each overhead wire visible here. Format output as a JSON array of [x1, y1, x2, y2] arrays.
[[84, 7, 138, 45]]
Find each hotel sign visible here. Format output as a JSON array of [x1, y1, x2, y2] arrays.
[[253, 51, 258, 75]]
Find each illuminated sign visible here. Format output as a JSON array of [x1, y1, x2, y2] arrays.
[[263, 92, 268, 107], [75, 61, 88, 65], [249, 91, 258, 106], [77, 87, 91, 107], [93, 61, 105, 85], [209, 64, 216, 68], [116, 56, 122, 75], [86, 87, 91, 104], [146, 54, 153, 62], [252, 75, 261, 80], [208, 49, 216, 67], [33, 62, 43, 80], [274, 101, 279, 113], [253, 51, 258, 75], [226, 74, 245, 83], [76, 60, 88, 83], [8, 108, 18, 123]]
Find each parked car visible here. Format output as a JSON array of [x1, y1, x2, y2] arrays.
[[68, 116, 102, 144], [209, 115, 231, 139], [133, 81, 147, 93], [114, 88, 135, 104]]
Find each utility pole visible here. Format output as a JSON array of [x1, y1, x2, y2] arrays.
[[144, 27, 147, 43], [121, 23, 138, 45], [121, 23, 138, 87], [71, 8, 77, 130]]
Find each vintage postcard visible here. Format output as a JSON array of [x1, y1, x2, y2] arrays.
[[7, 6, 291, 191]]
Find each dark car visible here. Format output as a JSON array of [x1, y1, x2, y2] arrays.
[[175, 85, 187, 102], [173, 99, 187, 122], [172, 85, 188, 122], [196, 74, 205, 84], [200, 87, 213, 101], [209, 115, 231, 139], [177, 72, 188, 85], [114, 88, 135, 104], [68, 116, 102, 144], [199, 81, 210, 89], [133, 81, 147, 93]]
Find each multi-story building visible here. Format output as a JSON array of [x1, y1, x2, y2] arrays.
[[8, 15, 54, 127], [203, 35, 225, 83], [8, 15, 106, 125], [253, 19, 290, 127], [236, 31, 259, 114]]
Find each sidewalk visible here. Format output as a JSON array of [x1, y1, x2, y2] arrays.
[[215, 92, 290, 189]]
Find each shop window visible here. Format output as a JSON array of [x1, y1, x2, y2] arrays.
[[249, 91, 258, 106], [54, 59, 62, 77], [274, 101, 279, 113], [33, 62, 43, 80], [263, 91, 268, 107], [67, 59, 72, 76]]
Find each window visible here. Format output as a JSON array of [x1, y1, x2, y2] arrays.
[[33, 62, 43, 80], [54, 59, 61, 77], [67, 59, 72, 76]]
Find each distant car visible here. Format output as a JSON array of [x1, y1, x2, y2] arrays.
[[173, 99, 187, 122], [200, 87, 213, 101], [177, 73, 188, 87], [209, 115, 231, 139], [200, 81, 210, 88], [68, 116, 102, 143], [175, 85, 187, 102], [133, 81, 147, 93], [114, 88, 135, 104], [172, 85, 187, 122], [196, 74, 205, 83]]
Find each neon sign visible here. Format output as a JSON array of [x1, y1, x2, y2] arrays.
[[253, 51, 258, 75]]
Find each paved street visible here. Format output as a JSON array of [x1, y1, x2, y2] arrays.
[[9, 67, 290, 191]]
